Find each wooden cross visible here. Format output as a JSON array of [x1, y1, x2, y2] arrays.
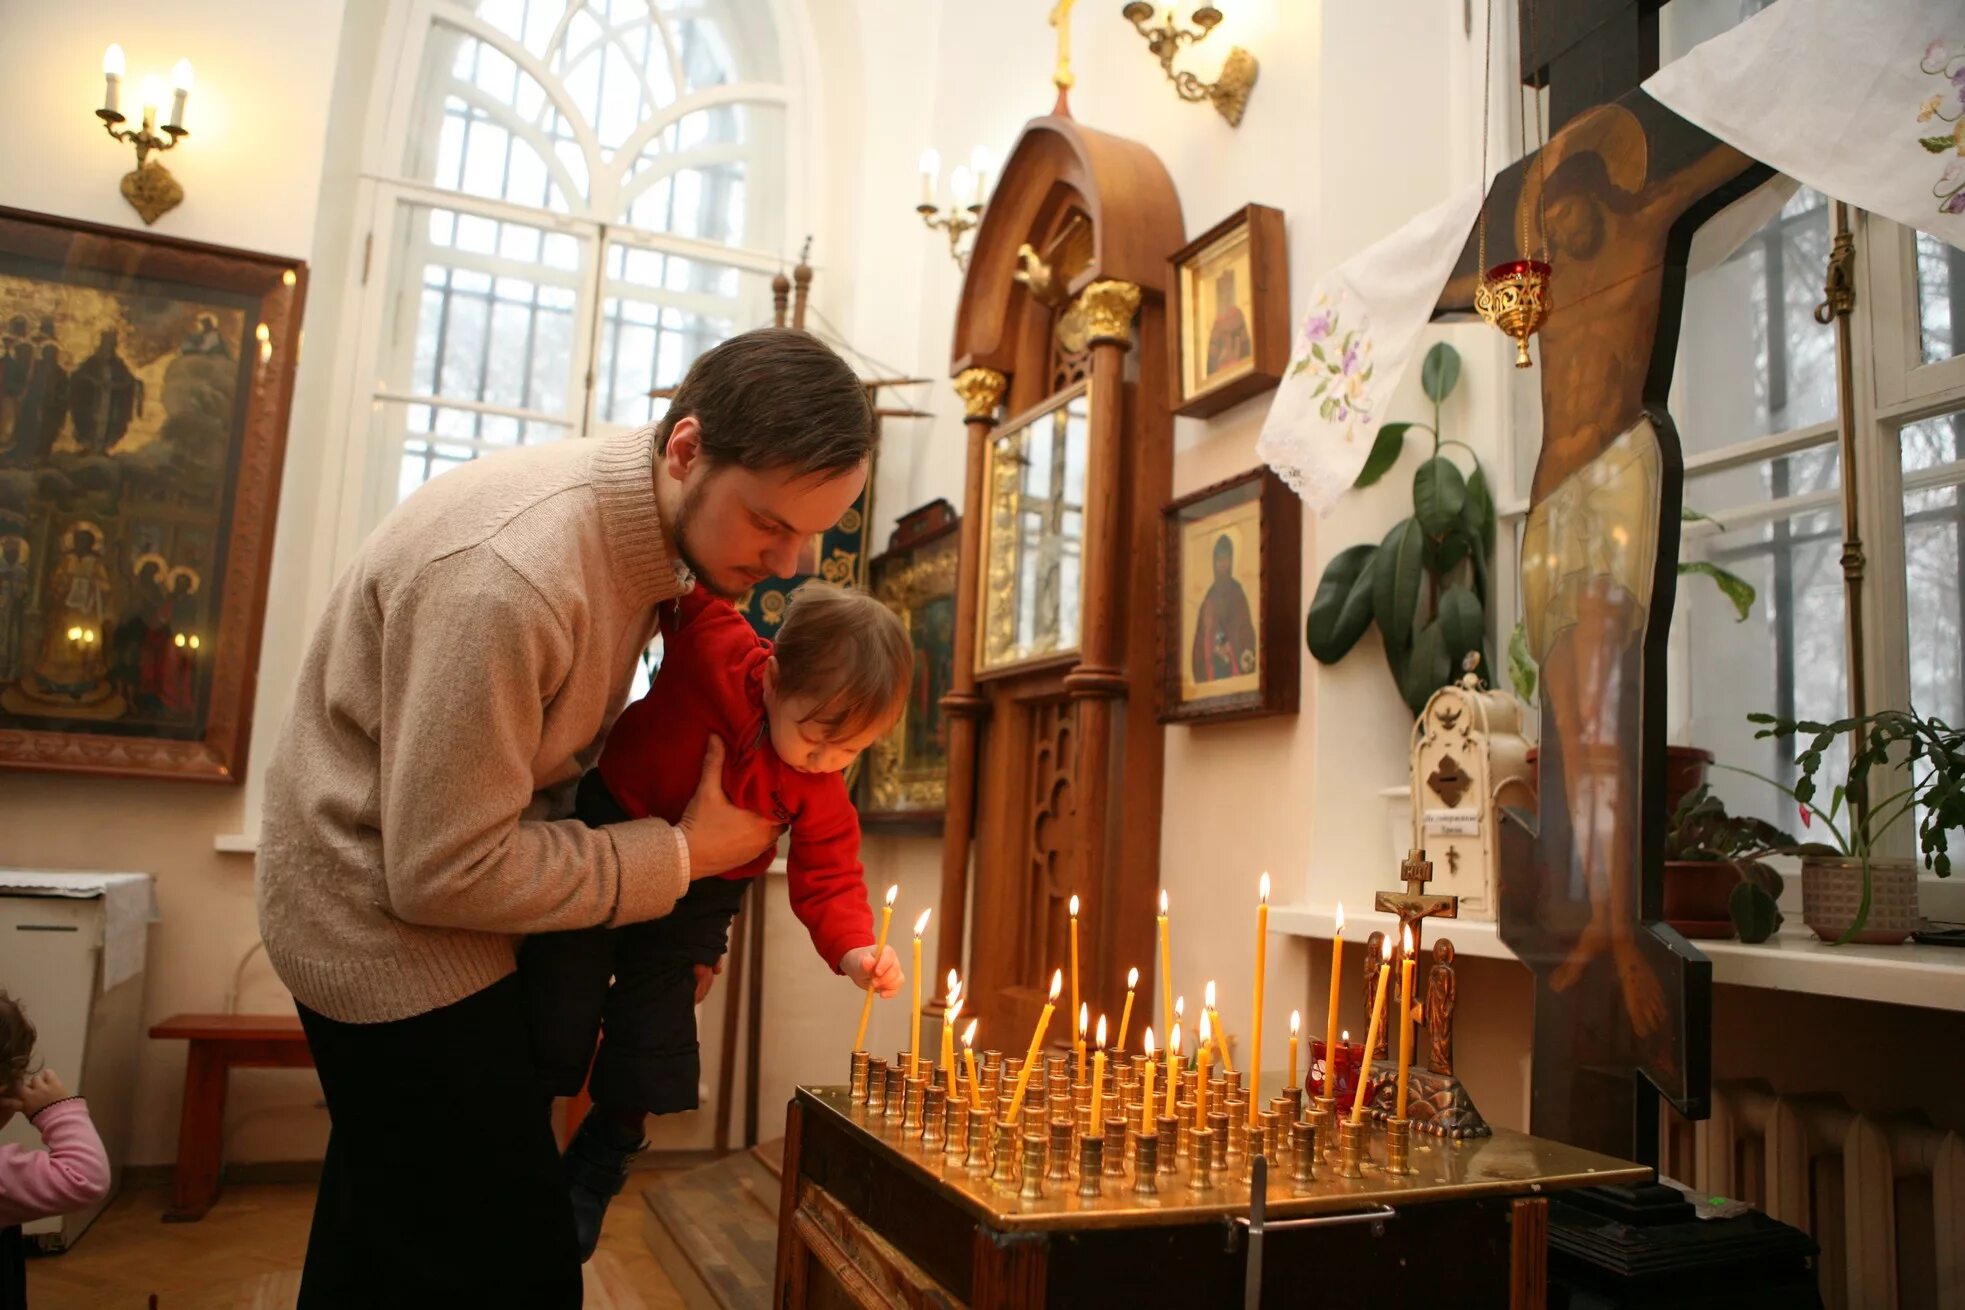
[[1374, 848, 1458, 962], [1434, 0, 1771, 1166]]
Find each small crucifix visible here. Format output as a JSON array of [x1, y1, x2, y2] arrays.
[[1368, 849, 1457, 1061], [1048, 0, 1077, 111]]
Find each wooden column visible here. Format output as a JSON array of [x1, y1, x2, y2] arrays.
[[1063, 281, 1141, 1020], [936, 366, 1008, 982]]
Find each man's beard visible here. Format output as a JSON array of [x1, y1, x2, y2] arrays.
[[672, 474, 744, 599]]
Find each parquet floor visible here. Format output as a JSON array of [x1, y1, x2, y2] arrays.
[[24, 1179, 688, 1310]]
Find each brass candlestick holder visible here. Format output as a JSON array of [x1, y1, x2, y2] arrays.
[[865, 1058, 889, 1114], [1019, 1133, 1048, 1201], [991, 1121, 1020, 1185], [849, 1051, 871, 1102], [1208, 1113, 1231, 1182], [1308, 1095, 1336, 1160], [1336, 1116, 1369, 1179], [1103, 1118, 1128, 1177], [1132, 1134, 1160, 1197], [883, 1066, 906, 1121], [1384, 1115, 1415, 1176], [1047, 1120, 1074, 1182], [1118, 2, 1259, 127], [95, 101, 190, 226], [1175, 1101, 1196, 1159], [920, 1084, 944, 1148], [1077, 1137, 1104, 1198], [903, 1076, 928, 1134], [966, 1107, 991, 1170], [1189, 1126, 1217, 1193], [1290, 1121, 1317, 1191], [945, 1098, 968, 1161], [1156, 1115, 1180, 1176]]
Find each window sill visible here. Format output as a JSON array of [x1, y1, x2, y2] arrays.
[[1269, 903, 1965, 1013]]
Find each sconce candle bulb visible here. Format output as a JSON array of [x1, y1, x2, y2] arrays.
[[102, 44, 125, 115], [169, 59, 193, 130], [93, 42, 193, 224]]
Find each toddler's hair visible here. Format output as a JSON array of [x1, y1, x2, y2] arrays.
[[772, 583, 912, 742], [0, 991, 35, 1100]]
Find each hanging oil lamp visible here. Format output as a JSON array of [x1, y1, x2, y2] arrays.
[[1473, 0, 1552, 368]]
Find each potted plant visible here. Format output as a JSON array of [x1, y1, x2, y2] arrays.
[[1307, 343, 1497, 715], [1663, 784, 1833, 942], [1733, 708, 1962, 944]]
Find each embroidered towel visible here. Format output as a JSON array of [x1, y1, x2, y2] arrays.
[[1256, 185, 1485, 514], [1644, 0, 1965, 250]]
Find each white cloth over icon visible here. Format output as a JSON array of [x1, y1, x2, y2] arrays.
[[1255, 185, 1484, 515], [1644, 0, 1965, 250]]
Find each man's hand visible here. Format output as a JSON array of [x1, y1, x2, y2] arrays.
[[692, 961, 721, 1005], [18, 1069, 70, 1117], [840, 945, 902, 997], [678, 736, 780, 877]]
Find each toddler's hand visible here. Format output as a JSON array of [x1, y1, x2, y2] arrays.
[[693, 961, 721, 1005], [841, 945, 902, 998], [20, 1069, 70, 1116]]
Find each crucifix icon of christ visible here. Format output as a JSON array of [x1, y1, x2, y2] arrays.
[[1435, 0, 1774, 1166]]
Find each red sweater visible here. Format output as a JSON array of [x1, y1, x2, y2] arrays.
[[598, 588, 876, 971]]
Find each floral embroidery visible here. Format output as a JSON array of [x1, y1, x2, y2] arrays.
[[1916, 39, 1965, 213], [1286, 292, 1377, 441]]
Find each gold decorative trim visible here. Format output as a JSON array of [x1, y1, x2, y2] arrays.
[[120, 161, 183, 226], [953, 366, 1007, 420], [1077, 280, 1141, 347]]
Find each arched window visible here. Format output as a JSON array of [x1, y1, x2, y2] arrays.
[[354, 0, 799, 522]]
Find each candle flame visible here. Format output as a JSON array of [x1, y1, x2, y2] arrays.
[[1127, 966, 1139, 990], [1069, 894, 1080, 917], [1334, 902, 1345, 934], [1095, 1014, 1107, 1047], [1175, 995, 1185, 1019], [1290, 1010, 1301, 1035], [1342, 1029, 1350, 1042], [946, 968, 960, 1001], [104, 44, 125, 77], [913, 909, 932, 938], [947, 998, 963, 1024], [1381, 934, 1395, 960], [1204, 979, 1216, 1009], [884, 885, 899, 908], [961, 1019, 977, 1047], [1402, 924, 1414, 953], [1169, 1022, 1182, 1055], [1159, 890, 1169, 915], [1077, 1003, 1088, 1036], [1258, 872, 1271, 904], [1048, 969, 1063, 1000], [1143, 1026, 1156, 1057]]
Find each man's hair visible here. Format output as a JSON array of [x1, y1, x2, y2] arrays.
[[772, 583, 912, 742], [0, 992, 35, 1099], [655, 328, 874, 478]]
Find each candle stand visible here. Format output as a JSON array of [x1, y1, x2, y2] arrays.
[[849, 1051, 870, 1102], [1384, 1116, 1415, 1176]]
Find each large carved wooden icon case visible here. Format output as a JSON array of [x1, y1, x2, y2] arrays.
[[935, 116, 1183, 1042]]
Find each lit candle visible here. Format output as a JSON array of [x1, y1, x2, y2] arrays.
[[168, 58, 192, 130], [1004, 970, 1063, 1125], [138, 75, 162, 134], [1163, 1022, 1181, 1118], [908, 909, 932, 1082], [969, 144, 994, 204], [1205, 979, 1233, 1074], [1158, 891, 1174, 1055], [962, 1019, 982, 1111], [1250, 872, 1269, 1128], [1288, 1010, 1301, 1090], [1115, 967, 1138, 1053], [941, 971, 962, 1094], [1195, 1010, 1212, 1129], [1076, 1003, 1089, 1085], [1351, 936, 1394, 1125], [1395, 926, 1416, 1120], [1068, 895, 1082, 1079], [918, 147, 939, 206], [950, 164, 976, 208], [852, 886, 898, 1052], [1090, 1015, 1107, 1129], [1323, 904, 1345, 1097], [102, 44, 124, 116], [1141, 1028, 1157, 1136]]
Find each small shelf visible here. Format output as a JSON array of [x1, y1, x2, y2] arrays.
[[1269, 903, 1965, 1013]]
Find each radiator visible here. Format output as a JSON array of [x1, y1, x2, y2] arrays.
[[1662, 1079, 1965, 1310]]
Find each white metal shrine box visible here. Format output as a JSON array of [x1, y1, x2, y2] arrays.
[[0, 871, 156, 1250], [1407, 674, 1532, 921]]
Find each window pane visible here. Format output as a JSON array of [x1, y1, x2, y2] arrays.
[[1917, 233, 1965, 365], [379, 401, 575, 504], [593, 242, 763, 429], [1904, 412, 1965, 727]]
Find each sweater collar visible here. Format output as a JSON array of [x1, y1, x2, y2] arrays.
[[591, 426, 687, 610]]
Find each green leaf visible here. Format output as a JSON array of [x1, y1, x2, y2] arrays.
[[1680, 505, 1722, 527], [1419, 342, 1462, 404], [1921, 134, 1957, 153], [1508, 619, 1537, 703], [1427, 529, 1472, 575], [1463, 464, 1497, 558], [1730, 881, 1782, 943], [1307, 544, 1379, 663], [1413, 457, 1468, 536], [1401, 620, 1454, 714], [1353, 423, 1413, 488], [1372, 518, 1424, 659], [1679, 560, 1758, 622], [1437, 584, 1485, 669]]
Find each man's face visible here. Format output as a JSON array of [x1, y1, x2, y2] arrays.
[[663, 416, 868, 599], [1545, 190, 1605, 260]]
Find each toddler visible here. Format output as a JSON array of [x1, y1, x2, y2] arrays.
[[519, 582, 909, 1258], [0, 992, 110, 1310]]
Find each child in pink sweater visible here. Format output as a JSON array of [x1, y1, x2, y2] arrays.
[[0, 993, 110, 1310]]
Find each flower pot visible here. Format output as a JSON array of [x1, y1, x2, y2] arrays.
[[1523, 744, 1714, 815], [1800, 856, 1920, 945], [1662, 860, 1738, 939]]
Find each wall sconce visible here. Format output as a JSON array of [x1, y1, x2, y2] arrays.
[[1120, 5, 1259, 127], [96, 45, 194, 225], [916, 146, 995, 269]]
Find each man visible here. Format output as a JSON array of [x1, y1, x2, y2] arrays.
[[256, 328, 874, 1307]]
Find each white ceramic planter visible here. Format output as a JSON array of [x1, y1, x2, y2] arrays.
[[1800, 856, 1919, 945]]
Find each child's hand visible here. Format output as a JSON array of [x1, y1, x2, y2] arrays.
[[19, 1069, 70, 1116], [692, 961, 721, 1004], [841, 945, 902, 998]]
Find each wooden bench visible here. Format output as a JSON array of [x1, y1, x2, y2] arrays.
[[148, 1012, 313, 1221]]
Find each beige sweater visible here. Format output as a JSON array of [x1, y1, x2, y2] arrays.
[[257, 426, 692, 1023]]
